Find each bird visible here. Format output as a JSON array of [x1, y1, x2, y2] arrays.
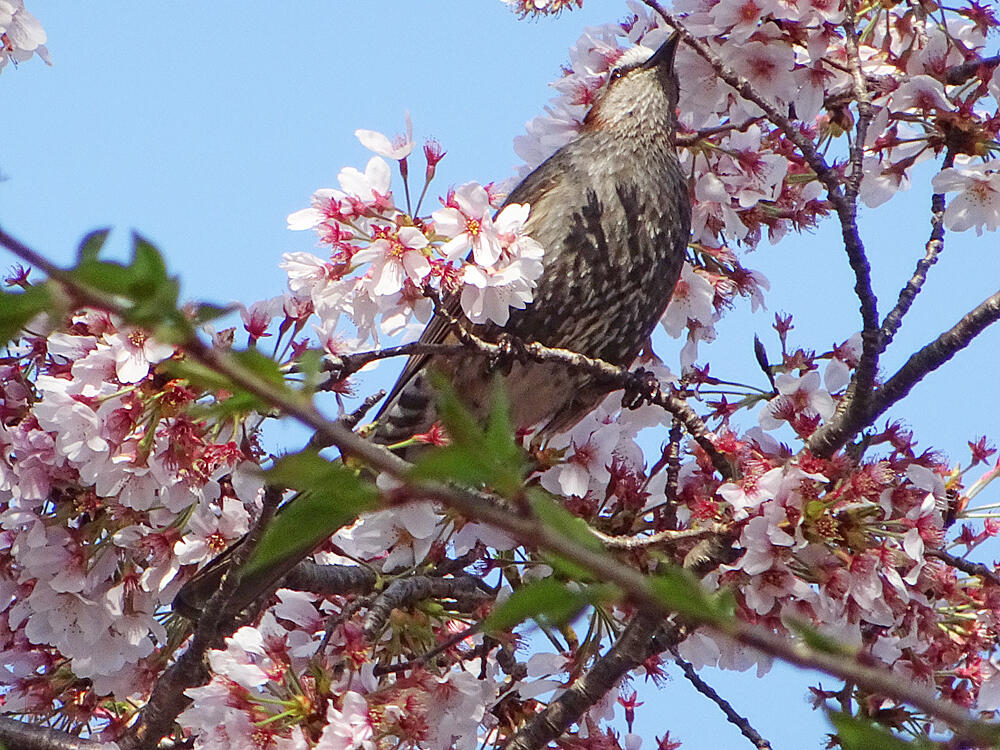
[[173, 32, 691, 619]]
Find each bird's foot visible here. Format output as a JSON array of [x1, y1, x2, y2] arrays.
[[488, 333, 530, 375], [621, 367, 661, 410]]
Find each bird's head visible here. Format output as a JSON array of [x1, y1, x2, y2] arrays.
[[582, 33, 681, 139]]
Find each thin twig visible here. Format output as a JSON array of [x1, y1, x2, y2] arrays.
[[422, 287, 736, 479], [373, 621, 486, 677], [639, 2, 880, 460], [670, 645, 772, 749], [5, 228, 1000, 745], [674, 117, 765, 147], [638, 0, 839, 193], [879, 151, 955, 350], [925, 548, 1000, 588], [590, 523, 723, 550]]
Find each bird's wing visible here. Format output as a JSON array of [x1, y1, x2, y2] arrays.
[[373, 150, 573, 427]]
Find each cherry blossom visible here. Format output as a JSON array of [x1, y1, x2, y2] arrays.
[[931, 160, 1000, 235], [355, 111, 415, 161], [0, 0, 49, 71], [432, 183, 504, 266], [354, 226, 432, 296]]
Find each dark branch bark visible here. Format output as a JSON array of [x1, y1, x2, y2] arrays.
[[879, 195, 946, 350], [925, 548, 1000, 588], [670, 647, 772, 749], [869, 290, 1000, 425], [880, 152, 955, 350], [282, 561, 377, 596], [0, 716, 108, 750], [946, 54, 1000, 85], [503, 615, 679, 750], [362, 575, 489, 640]]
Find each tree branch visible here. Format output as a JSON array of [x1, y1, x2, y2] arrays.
[[5, 228, 999, 745], [879, 152, 955, 350], [639, 5, 880, 460], [282, 561, 378, 596], [503, 614, 677, 750], [871, 289, 1000, 424], [0, 716, 109, 750], [669, 646, 772, 749], [362, 575, 489, 640], [925, 548, 1000, 588]]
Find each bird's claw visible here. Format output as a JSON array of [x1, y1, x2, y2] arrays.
[[621, 367, 660, 410], [488, 333, 530, 375]]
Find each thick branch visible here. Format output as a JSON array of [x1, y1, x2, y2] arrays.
[[871, 290, 1000, 423], [808, 290, 1000, 456], [946, 54, 1000, 85], [362, 575, 489, 640], [282, 561, 377, 596], [0, 716, 108, 750], [503, 615, 676, 750]]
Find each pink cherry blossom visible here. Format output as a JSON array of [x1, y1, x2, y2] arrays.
[[432, 183, 503, 266], [931, 160, 1000, 235], [104, 328, 175, 384], [355, 112, 415, 160], [354, 226, 431, 296]]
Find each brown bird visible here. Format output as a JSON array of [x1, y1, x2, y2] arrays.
[[174, 33, 690, 618]]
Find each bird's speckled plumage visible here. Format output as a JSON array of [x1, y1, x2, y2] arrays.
[[374, 34, 692, 448]]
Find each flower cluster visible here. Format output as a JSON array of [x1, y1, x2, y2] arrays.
[[283, 124, 545, 357], [0, 308, 264, 721]]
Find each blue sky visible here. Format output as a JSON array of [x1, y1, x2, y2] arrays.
[[3, 3, 999, 747]]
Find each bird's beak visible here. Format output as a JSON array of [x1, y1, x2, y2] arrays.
[[642, 31, 680, 71]]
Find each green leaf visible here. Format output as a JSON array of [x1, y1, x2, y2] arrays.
[[787, 618, 857, 657], [526, 488, 608, 580], [528, 488, 603, 553], [296, 348, 325, 396], [165, 349, 298, 418], [76, 228, 111, 262], [245, 452, 377, 583], [0, 284, 53, 345], [828, 713, 932, 750], [648, 565, 735, 624], [409, 375, 527, 497], [410, 446, 496, 489], [484, 579, 614, 634], [67, 231, 183, 332]]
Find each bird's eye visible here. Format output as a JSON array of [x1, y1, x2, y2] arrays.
[[609, 67, 624, 82]]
